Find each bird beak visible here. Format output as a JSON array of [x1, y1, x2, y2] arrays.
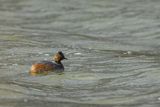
[[64, 57, 68, 60]]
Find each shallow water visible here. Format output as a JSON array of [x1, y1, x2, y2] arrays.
[[1, 0, 160, 107]]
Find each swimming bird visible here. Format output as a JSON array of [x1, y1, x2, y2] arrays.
[[29, 51, 67, 75]]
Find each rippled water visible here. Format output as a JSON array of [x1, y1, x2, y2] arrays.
[[1, 0, 160, 107]]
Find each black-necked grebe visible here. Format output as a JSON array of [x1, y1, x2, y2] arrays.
[[29, 51, 67, 75]]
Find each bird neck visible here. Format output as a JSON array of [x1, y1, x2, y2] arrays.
[[55, 60, 62, 64]]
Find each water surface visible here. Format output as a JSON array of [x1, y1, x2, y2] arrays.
[[1, 0, 160, 107]]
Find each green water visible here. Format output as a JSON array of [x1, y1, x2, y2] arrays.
[[0, 0, 160, 107]]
